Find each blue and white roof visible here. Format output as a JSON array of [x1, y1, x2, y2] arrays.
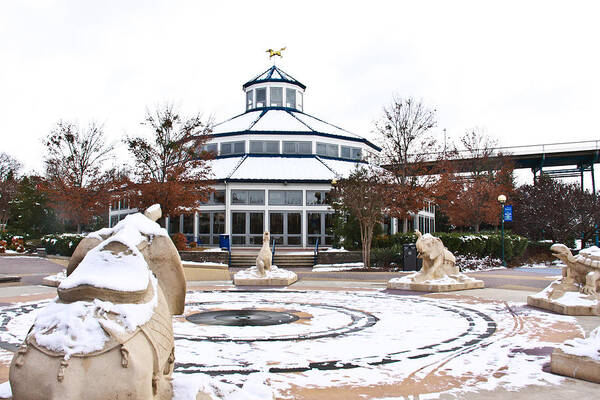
[[211, 108, 379, 149], [243, 65, 306, 90]]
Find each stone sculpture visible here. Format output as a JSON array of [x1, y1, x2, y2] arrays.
[[551, 326, 600, 384], [233, 231, 297, 286], [387, 230, 484, 292], [256, 231, 273, 276], [9, 205, 191, 400], [528, 244, 600, 315]]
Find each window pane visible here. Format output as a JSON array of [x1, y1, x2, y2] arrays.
[[213, 190, 225, 204], [270, 87, 282, 107], [287, 213, 301, 234], [232, 236, 246, 245], [286, 88, 296, 108], [352, 148, 362, 159], [250, 141, 263, 153], [249, 213, 264, 234], [233, 141, 245, 154], [232, 213, 246, 234], [198, 213, 210, 234], [298, 142, 311, 154], [307, 213, 321, 235], [213, 212, 225, 234], [341, 146, 351, 158], [270, 213, 283, 234], [287, 236, 301, 245], [256, 88, 266, 107], [248, 190, 265, 205], [282, 142, 295, 154], [265, 141, 279, 153], [221, 143, 232, 155], [246, 90, 253, 110], [327, 144, 338, 157], [269, 190, 284, 205], [316, 143, 326, 155], [306, 190, 325, 205], [183, 214, 194, 234], [325, 213, 333, 232], [232, 190, 248, 204], [285, 191, 302, 205], [169, 216, 180, 234]]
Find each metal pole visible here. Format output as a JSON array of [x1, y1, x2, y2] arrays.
[[501, 204, 506, 267]]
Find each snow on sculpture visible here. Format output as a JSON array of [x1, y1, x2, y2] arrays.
[[233, 231, 298, 286], [528, 244, 600, 315], [551, 325, 600, 383], [387, 230, 484, 292], [8, 205, 198, 400]]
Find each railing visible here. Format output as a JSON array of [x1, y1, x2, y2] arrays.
[[416, 139, 600, 161], [313, 238, 320, 266], [271, 239, 276, 258]]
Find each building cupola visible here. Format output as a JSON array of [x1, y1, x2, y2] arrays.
[[242, 65, 306, 112]]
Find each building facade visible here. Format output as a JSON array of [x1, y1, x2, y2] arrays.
[[109, 65, 435, 247]]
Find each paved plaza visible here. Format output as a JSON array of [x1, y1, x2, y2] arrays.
[[0, 255, 598, 399]]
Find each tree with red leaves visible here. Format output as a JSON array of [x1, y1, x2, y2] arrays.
[[124, 104, 214, 219], [436, 130, 515, 232], [0, 152, 22, 231], [41, 121, 118, 233], [330, 166, 389, 268]]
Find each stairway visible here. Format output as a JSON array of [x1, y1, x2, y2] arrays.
[[230, 250, 314, 268]]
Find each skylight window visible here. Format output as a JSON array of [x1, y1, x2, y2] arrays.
[[286, 88, 296, 108], [256, 88, 266, 107], [246, 90, 254, 110]]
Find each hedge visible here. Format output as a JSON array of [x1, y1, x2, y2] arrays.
[[41, 234, 85, 257], [372, 232, 528, 262]]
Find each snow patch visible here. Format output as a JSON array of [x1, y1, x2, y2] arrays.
[[313, 262, 365, 272], [560, 326, 600, 361]]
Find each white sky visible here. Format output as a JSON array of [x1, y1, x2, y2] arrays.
[[1, 0, 599, 187]]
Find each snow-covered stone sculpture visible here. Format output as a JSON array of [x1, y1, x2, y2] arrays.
[[8, 205, 195, 400], [551, 326, 600, 383], [233, 231, 297, 286], [528, 244, 600, 315], [387, 230, 484, 292]]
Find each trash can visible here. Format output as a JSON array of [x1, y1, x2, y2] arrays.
[[219, 234, 230, 251], [403, 243, 418, 271]]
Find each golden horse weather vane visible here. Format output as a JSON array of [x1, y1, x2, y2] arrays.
[[266, 47, 286, 63]]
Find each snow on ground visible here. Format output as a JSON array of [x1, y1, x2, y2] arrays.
[[320, 247, 349, 252], [313, 262, 365, 272], [183, 261, 228, 268], [43, 269, 66, 284], [560, 326, 600, 361], [0, 290, 585, 399], [0, 381, 10, 399]]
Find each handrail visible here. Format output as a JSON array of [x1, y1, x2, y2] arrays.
[[313, 238, 320, 266], [271, 239, 276, 258]]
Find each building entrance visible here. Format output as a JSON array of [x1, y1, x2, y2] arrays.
[[231, 211, 264, 246], [269, 212, 302, 246]]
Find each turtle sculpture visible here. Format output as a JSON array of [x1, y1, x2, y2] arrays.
[[9, 205, 187, 400], [551, 243, 600, 296]]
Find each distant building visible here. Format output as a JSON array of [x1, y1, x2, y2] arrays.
[[109, 65, 435, 246]]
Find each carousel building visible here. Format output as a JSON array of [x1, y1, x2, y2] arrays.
[[109, 64, 435, 247]]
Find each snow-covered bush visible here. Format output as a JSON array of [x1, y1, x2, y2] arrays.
[[41, 234, 85, 256]]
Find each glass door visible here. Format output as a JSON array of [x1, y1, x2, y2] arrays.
[[231, 211, 264, 246], [269, 212, 302, 246]]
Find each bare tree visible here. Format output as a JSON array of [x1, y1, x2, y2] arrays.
[[374, 97, 438, 222], [0, 153, 22, 231], [330, 166, 388, 268], [124, 104, 214, 217], [42, 121, 116, 232]]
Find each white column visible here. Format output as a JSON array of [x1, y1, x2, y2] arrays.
[[193, 211, 199, 242]]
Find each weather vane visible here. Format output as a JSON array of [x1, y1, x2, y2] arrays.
[[266, 47, 286, 64]]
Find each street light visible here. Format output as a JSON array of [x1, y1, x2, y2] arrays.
[[498, 194, 507, 267]]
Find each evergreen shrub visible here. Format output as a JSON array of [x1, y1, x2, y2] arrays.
[[41, 234, 85, 257]]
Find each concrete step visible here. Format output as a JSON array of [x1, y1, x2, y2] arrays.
[[230, 253, 315, 268]]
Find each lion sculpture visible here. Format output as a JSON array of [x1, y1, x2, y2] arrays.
[[413, 230, 459, 283], [9, 205, 186, 400]]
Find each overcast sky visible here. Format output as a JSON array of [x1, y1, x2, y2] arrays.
[[1, 0, 599, 186]]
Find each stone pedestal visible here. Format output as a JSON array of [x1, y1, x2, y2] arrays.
[[527, 281, 600, 316], [387, 273, 484, 292], [182, 261, 230, 281], [551, 348, 600, 383], [234, 265, 297, 286]]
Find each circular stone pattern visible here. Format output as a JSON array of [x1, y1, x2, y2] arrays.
[[186, 309, 300, 326]]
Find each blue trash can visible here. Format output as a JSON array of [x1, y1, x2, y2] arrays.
[[219, 234, 230, 251]]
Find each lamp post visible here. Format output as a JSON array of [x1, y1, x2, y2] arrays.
[[498, 194, 507, 267]]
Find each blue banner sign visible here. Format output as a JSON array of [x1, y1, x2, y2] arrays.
[[504, 205, 513, 222]]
